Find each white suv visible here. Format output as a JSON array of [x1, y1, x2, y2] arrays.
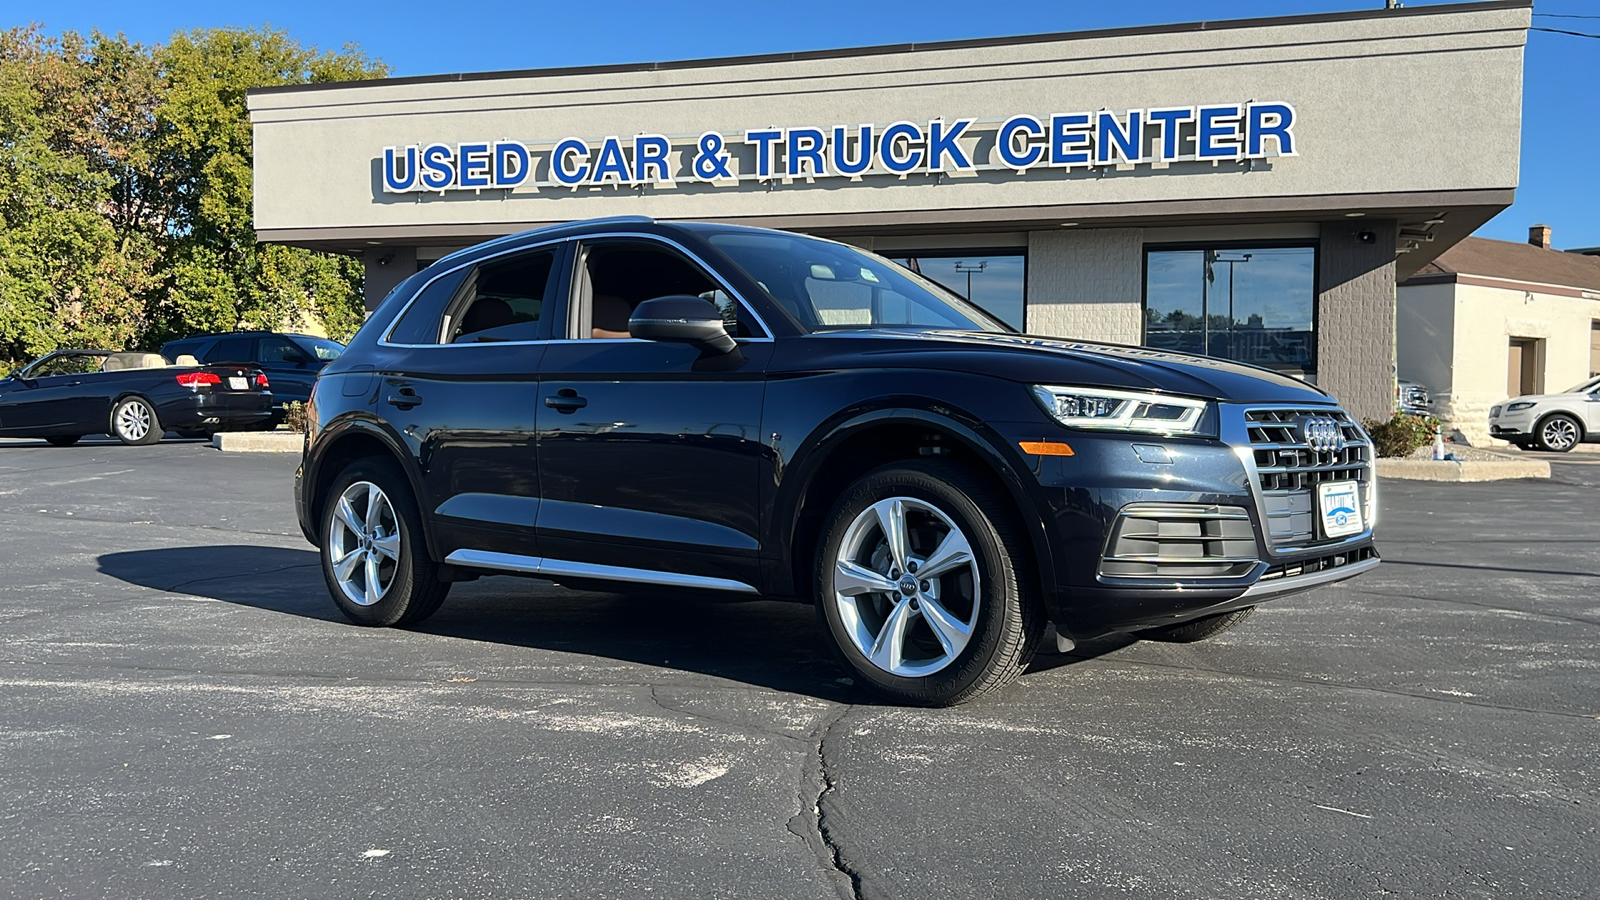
[[1488, 375, 1600, 452]]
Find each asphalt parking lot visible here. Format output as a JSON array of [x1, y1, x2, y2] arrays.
[[1, 438, 1596, 899]]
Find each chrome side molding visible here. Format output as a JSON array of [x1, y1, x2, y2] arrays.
[[443, 548, 760, 594]]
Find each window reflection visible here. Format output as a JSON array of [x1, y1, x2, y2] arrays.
[[886, 253, 1027, 330], [1144, 246, 1316, 377]]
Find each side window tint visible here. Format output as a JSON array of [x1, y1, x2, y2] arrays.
[[386, 267, 471, 345], [580, 241, 753, 339], [205, 337, 254, 363], [259, 338, 302, 363], [449, 250, 554, 344]]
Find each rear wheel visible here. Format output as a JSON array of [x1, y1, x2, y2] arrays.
[[319, 458, 449, 627], [815, 460, 1044, 707], [1137, 606, 1255, 643], [1535, 414, 1582, 453], [43, 435, 81, 447], [111, 396, 162, 445]]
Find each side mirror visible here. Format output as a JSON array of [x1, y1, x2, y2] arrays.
[[628, 296, 736, 355]]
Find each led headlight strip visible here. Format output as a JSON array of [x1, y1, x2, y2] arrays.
[[1031, 385, 1210, 435]]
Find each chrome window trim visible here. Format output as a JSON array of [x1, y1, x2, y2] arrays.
[[1222, 402, 1377, 560], [444, 548, 760, 594], [378, 230, 774, 349]]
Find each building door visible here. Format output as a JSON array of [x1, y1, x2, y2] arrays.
[[1507, 338, 1542, 397], [1590, 321, 1599, 377]]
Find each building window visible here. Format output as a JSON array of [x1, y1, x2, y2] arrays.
[[884, 251, 1026, 330], [1143, 245, 1317, 378]]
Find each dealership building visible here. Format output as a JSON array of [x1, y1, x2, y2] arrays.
[[247, 0, 1530, 421]]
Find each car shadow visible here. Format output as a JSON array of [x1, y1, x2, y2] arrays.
[[96, 544, 1123, 704]]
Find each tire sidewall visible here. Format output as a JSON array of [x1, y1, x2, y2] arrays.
[[111, 396, 161, 445], [320, 459, 431, 627], [815, 463, 1025, 705]]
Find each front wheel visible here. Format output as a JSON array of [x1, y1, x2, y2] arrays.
[[111, 396, 162, 445], [815, 460, 1044, 707], [1535, 414, 1582, 453], [319, 458, 450, 627]]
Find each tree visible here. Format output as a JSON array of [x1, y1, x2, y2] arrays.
[[147, 27, 387, 346], [0, 25, 386, 372], [0, 27, 159, 367]]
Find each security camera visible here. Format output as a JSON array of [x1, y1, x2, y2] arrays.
[[1357, 230, 1376, 245]]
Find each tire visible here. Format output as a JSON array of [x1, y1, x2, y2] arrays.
[[319, 458, 450, 627], [1137, 606, 1256, 643], [814, 460, 1045, 707], [110, 396, 162, 445], [43, 435, 81, 447], [1534, 414, 1583, 453]]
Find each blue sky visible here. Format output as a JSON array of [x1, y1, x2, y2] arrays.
[[8, 0, 1597, 249]]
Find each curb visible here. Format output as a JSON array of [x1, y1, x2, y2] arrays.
[[212, 431, 304, 453], [1376, 458, 1549, 482]]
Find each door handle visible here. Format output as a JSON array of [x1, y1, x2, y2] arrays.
[[386, 387, 421, 410], [544, 389, 587, 412]]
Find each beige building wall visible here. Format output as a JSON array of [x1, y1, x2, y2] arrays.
[[1399, 281, 1600, 444], [1024, 229, 1144, 343]]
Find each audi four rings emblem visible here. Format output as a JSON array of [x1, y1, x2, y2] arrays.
[[1297, 416, 1345, 452]]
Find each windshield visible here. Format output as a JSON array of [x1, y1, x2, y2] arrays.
[[1562, 375, 1600, 395], [22, 352, 108, 378], [292, 337, 345, 361], [706, 231, 1010, 334]]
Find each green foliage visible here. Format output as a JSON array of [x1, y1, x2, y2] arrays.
[[1363, 412, 1441, 458], [0, 25, 386, 370]]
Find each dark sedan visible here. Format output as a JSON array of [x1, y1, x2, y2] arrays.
[[0, 350, 275, 445]]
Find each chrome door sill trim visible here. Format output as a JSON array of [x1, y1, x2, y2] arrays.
[[444, 549, 760, 594], [1240, 556, 1380, 600]]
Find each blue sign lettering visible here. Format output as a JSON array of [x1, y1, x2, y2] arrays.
[[376, 101, 1298, 194]]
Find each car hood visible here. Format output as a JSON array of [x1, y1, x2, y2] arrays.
[[810, 331, 1334, 405], [1500, 393, 1583, 406]]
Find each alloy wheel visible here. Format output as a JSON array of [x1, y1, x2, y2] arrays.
[[1542, 417, 1579, 451], [115, 401, 151, 442], [326, 480, 401, 606], [832, 496, 980, 677]]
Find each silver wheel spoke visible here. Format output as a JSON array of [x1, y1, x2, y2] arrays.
[[365, 487, 380, 533], [918, 595, 973, 658], [916, 529, 973, 580], [372, 533, 400, 561], [335, 496, 364, 537], [870, 498, 910, 572], [333, 547, 365, 581], [364, 554, 383, 604], [835, 560, 898, 596], [867, 598, 914, 672]]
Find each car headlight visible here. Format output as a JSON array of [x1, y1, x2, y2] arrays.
[[1507, 401, 1536, 411], [1031, 385, 1211, 435]]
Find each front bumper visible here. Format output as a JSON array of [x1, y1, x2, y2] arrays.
[[997, 402, 1379, 638]]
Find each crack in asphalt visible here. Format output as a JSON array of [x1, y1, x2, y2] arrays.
[[787, 704, 864, 900], [162, 563, 322, 593]]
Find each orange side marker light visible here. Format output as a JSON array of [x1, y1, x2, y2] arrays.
[[1019, 441, 1075, 457]]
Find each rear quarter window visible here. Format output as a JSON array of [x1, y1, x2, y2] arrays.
[[386, 267, 472, 345]]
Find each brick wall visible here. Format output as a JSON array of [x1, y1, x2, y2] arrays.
[[1317, 220, 1397, 421]]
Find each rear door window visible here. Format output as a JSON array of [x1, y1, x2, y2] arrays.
[[446, 249, 557, 344], [205, 337, 254, 363]]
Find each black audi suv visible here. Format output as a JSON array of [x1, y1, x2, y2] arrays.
[[295, 216, 1378, 705]]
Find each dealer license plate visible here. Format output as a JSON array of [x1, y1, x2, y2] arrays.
[[1317, 480, 1363, 538], [228, 377, 248, 391]]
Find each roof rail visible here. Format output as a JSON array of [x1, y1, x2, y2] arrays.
[[433, 216, 659, 266]]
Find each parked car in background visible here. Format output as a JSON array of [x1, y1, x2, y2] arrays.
[[295, 217, 1379, 706], [1395, 379, 1432, 416], [160, 332, 343, 421], [1489, 375, 1600, 452], [0, 349, 274, 445]]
